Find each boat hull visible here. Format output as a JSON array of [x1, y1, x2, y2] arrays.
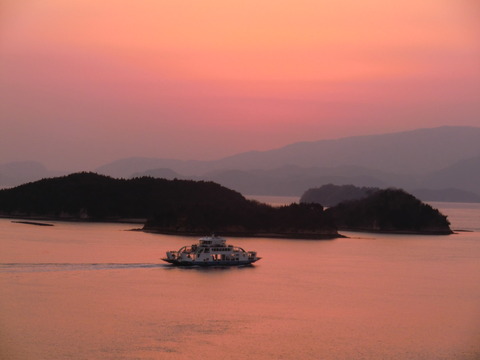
[[162, 258, 261, 266]]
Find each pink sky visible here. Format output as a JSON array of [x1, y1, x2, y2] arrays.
[[1, 0, 479, 170]]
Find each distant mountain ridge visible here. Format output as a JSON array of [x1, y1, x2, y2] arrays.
[[212, 126, 480, 175], [2, 126, 480, 201], [95, 126, 480, 177], [419, 156, 480, 194], [0, 161, 65, 188], [112, 127, 480, 200], [197, 166, 392, 196]]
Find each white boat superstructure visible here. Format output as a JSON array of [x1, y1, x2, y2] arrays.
[[162, 235, 261, 266]]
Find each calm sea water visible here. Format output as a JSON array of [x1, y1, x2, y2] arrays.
[[1, 201, 480, 359]]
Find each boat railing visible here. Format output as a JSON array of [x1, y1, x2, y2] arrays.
[[166, 250, 179, 260], [233, 247, 247, 253]]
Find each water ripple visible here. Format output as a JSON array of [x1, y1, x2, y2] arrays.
[[0, 263, 166, 273]]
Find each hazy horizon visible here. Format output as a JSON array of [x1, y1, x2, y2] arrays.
[[1, 1, 479, 170], [2, 125, 479, 173]]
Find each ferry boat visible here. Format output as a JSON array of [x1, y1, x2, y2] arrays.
[[162, 235, 261, 266]]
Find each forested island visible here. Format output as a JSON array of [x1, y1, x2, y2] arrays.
[[301, 184, 380, 207], [0, 173, 453, 236], [0, 172, 339, 239], [321, 188, 452, 234]]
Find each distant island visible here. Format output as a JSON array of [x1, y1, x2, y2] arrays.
[[301, 184, 380, 207], [320, 187, 452, 235], [0, 172, 339, 239]]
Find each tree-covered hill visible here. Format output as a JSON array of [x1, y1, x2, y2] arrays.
[[325, 188, 452, 234], [300, 184, 380, 207], [0, 172, 339, 238], [144, 201, 338, 238], [0, 172, 244, 220]]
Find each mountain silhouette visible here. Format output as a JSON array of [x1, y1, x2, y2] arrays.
[[2, 126, 480, 200]]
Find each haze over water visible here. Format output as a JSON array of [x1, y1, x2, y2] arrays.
[[1, 202, 480, 359]]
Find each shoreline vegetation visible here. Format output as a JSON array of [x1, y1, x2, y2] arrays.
[[11, 220, 54, 226], [0, 172, 453, 237], [140, 228, 342, 239], [0, 173, 340, 239], [304, 185, 453, 235]]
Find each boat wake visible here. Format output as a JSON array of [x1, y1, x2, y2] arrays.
[[0, 263, 166, 273]]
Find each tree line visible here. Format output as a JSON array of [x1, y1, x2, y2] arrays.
[[0, 172, 339, 238]]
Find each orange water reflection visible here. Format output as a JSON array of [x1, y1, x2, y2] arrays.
[[1, 219, 480, 359]]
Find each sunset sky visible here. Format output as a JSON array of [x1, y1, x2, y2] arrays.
[[1, 0, 479, 170]]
